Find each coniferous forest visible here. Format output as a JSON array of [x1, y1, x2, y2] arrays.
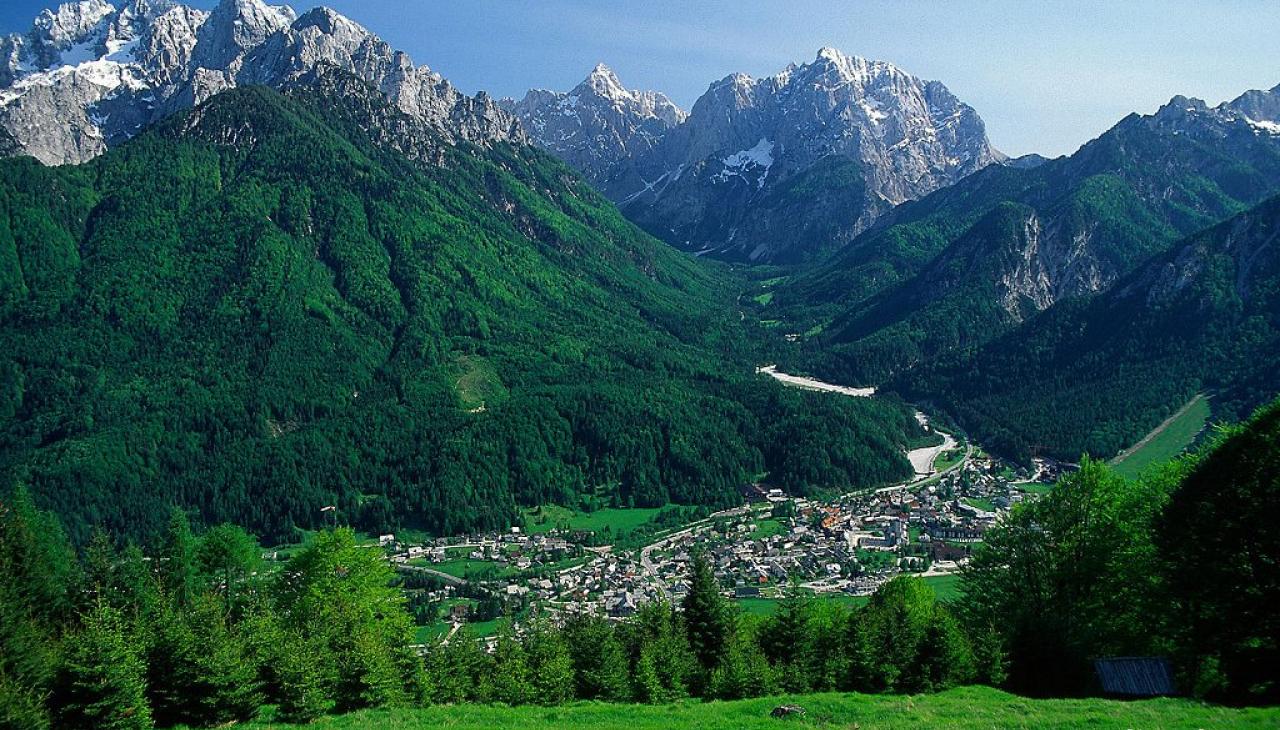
[[2, 396, 1277, 728], [0, 80, 923, 547]]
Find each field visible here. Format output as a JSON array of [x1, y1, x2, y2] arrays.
[[1111, 394, 1211, 478], [962, 496, 996, 512], [523, 505, 669, 535], [933, 448, 966, 472], [733, 574, 962, 615], [226, 686, 1280, 729], [749, 517, 789, 539]]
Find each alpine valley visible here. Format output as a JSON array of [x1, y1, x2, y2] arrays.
[[2, 2, 1280, 729]]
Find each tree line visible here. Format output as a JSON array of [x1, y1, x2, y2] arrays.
[[3, 402, 1276, 727], [0, 488, 994, 729]]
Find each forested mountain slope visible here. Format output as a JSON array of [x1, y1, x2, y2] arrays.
[[900, 193, 1280, 461], [774, 85, 1280, 386], [0, 71, 923, 545]]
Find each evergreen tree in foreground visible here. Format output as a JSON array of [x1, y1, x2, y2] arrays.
[[682, 550, 733, 682], [52, 601, 152, 730]]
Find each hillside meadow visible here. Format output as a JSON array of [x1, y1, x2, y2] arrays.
[[212, 687, 1280, 729]]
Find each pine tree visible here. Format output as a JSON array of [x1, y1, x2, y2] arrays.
[[276, 529, 421, 711], [53, 601, 152, 730], [335, 627, 407, 712], [275, 631, 335, 724], [625, 602, 696, 702], [188, 594, 264, 724], [842, 609, 876, 692], [157, 508, 198, 608], [563, 614, 629, 701], [906, 606, 977, 692], [145, 602, 199, 727], [632, 644, 668, 703], [707, 626, 776, 700], [424, 629, 490, 704], [681, 550, 732, 681], [489, 626, 533, 705], [761, 586, 817, 692], [197, 523, 259, 610], [523, 620, 574, 705], [0, 486, 76, 730]]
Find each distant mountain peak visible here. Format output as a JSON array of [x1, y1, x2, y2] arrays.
[[0, 0, 522, 164], [577, 62, 629, 100], [504, 62, 686, 184], [604, 50, 1000, 263], [1148, 84, 1280, 138]]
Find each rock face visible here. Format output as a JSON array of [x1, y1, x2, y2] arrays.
[[599, 48, 1001, 263], [798, 82, 1280, 386], [0, 0, 523, 165], [501, 63, 686, 185]]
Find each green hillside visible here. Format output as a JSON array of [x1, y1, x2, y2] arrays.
[[902, 194, 1280, 461], [774, 100, 1280, 387], [0, 73, 922, 544], [213, 687, 1279, 729]]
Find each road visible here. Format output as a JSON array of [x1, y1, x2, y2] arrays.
[[758, 365, 972, 495], [638, 505, 753, 601]]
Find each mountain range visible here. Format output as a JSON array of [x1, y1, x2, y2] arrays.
[[0, 0, 521, 165], [510, 48, 1002, 263], [762, 82, 1280, 456], [1, 0, 1280, 538], [499, 63, 686, 186]]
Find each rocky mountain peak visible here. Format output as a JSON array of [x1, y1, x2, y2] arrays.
[[292, 5, 365, 39], [602, 47, 1001, 263], [1148, 85, 1280, 137], [504, 63, 686, 184], [191, 0, 294, 70], [32, 0, 115, 48], [581, 62, 625, 97], [0, 0, 522, 165]]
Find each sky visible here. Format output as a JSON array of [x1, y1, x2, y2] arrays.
[[3, 0, 1279, 157]]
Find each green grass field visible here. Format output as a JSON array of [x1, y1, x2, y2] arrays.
[[749, 518, 788, 540], [924, 573, 962, 600], [523, 505, 669, 535], [962, 497, 996, 512], [425, 558, 520, 580], [735, 594, 868, 615], [934, 448, 966, 472], [734, 575, 962, 616], [1112, 394, 1211, 478], [229, 686, 1280, 729]]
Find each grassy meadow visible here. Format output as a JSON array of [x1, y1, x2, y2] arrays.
[[225, 686, 1280, 729], [1112, 394, 1211, 478]]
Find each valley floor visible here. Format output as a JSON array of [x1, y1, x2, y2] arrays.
[[231, 687, 1279, 729]]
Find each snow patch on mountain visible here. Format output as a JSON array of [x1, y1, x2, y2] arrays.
[[713, 137, 774, 188], [1247, 118, 1280, 135]]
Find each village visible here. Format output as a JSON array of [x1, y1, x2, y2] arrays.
[[370, 439, 1064, 642]]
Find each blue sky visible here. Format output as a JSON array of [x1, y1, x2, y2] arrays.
[[4, 0, 1279, 157]]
